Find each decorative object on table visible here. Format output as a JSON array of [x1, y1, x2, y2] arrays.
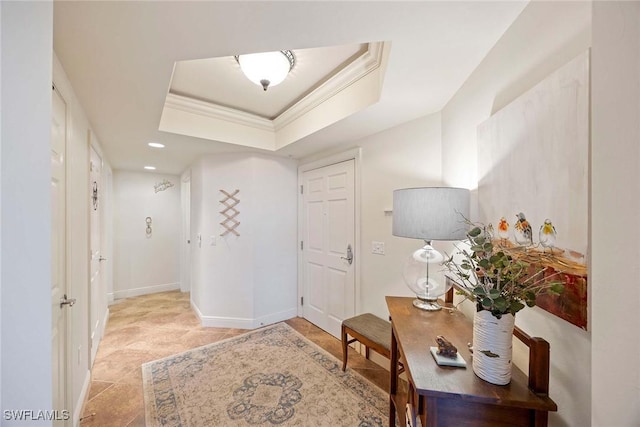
[[219, 189, 240, 236], [443, 222, 566, 385], [145, 216, 152, 237], [513, 212, 533, 246], [435, 335, 458, 358], [477, 51, 589, 330], [142, 323, 387, 427], [153, 179, 174, 193], [539, 218, 557, 251], [429, 347, 467, 368], [497, 217, 509, 241], [392, 187, 470, 311]]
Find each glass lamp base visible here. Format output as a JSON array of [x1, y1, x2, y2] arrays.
[[412, 298, 443, 311]]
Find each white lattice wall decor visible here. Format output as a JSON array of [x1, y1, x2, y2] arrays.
[[219, 189, 240, 236]]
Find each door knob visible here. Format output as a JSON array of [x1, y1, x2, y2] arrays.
[[60, 294, 76, 308], [341, 244, 354, 265]]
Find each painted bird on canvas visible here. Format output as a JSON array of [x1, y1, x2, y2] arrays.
[[497, 217, 510, 241], [539, 218, 557, 251], [514, 212, 533, 246]]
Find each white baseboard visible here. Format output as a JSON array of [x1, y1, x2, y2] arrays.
[[254, 308, 297, 328], [101, 308, 110, 335], [107, 293, 115, 304], [190, 301, 296, 329], [90, 308, 110, 366], [113, 282, 180, 300], [73, 369, 91, 427]]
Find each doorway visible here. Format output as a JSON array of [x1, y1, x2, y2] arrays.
[[52, 84, 71, 426], [299, 151, 360, 339], [89, 144, 105, 365]]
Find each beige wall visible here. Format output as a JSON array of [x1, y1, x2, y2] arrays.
[[441, 2, 592, 426], [591, 2, 640, 425]]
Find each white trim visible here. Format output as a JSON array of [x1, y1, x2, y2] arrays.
[[297, 148, 363, 317], [274, 42, 387, 131], [190, 301, 253, 329], [73, 369, 91, 427], [90, 307, 109, 365], [163, 43, 387, 135], [107, 293, 115, 304], [165, 93, 274, 131], [254, 308, 297, 328], [159, 42, 388, 152], [112, 282, 180, 300], [190, 301, 295, 329]]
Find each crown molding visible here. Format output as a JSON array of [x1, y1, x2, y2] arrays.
[[164, 93, 274, 132], [273, 41, 388, 131], [160, 41, 389, 149]]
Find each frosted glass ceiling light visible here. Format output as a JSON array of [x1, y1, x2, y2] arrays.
[[235, 50, 295, 91]]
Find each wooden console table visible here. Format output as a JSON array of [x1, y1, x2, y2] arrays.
[[387, 296, 557, 427]]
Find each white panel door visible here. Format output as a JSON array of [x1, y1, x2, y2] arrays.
[[302, 160, 355, 338], [52, 86, 70, 426], [89, 146, 103, 364]]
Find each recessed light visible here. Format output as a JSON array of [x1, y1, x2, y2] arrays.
[[144, 166, 156, 170], [148, 142, 165, 148]]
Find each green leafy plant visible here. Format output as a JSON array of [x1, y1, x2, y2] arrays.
[[443, 223, 565, 318]]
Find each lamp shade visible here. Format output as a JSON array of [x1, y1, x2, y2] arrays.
[[392, 187, 470, 241]]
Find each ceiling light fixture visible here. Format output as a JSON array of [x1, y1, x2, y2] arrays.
[[148, 142, 165, 148], [234, 50, 295, 91], [144, 166, 156, 170]]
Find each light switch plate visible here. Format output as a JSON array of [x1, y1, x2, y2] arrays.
[[372, 241, 385, 255]]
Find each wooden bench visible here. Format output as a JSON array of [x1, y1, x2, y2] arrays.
[[341, 313, 391, 371], [342, 289, 455, 372]]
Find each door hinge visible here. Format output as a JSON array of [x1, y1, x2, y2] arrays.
[[300, 185, 304, 194], [300, 241, 304, 250], [301, 297, 304, 306]]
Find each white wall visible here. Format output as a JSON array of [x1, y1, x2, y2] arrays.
[[1, 2, 53, 424], [0, 0, 4, 411], [357, 113, 443, 319], [591, 2, 640, 425], [190, 153, 297, 328], [113, 170, 181, 299], [441, 2, 592, 426]]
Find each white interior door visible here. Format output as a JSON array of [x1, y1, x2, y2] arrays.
[[52, 86, 70, 425], [89, 146, 103, 364], [181, 175, 191, 292], [302, 160, 355, 338]]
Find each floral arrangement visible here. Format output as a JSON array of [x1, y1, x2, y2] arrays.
[[443, 222, 565, 318]]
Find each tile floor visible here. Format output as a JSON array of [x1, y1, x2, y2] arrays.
[[80, 290, 390, 426]]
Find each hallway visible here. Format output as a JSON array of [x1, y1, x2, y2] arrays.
[[80, 291, 389, 426]]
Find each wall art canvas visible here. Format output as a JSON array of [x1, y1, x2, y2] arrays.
[[477, 50, 589, 329]]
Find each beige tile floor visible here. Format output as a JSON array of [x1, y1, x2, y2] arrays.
[[79, 290, 390, 426]]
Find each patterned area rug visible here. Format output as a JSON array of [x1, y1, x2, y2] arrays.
[[142, 323, 388, 426]]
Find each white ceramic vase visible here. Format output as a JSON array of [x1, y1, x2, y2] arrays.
[[472, 310, 515, 385]]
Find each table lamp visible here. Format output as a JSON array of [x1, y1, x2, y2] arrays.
[[392, 187, 470, 310]]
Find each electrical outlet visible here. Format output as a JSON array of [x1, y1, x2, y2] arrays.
[[372, 241, 385, 255]]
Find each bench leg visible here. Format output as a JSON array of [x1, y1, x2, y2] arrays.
[[365, 346, 370, 360], [342, 325, 348, 371]]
